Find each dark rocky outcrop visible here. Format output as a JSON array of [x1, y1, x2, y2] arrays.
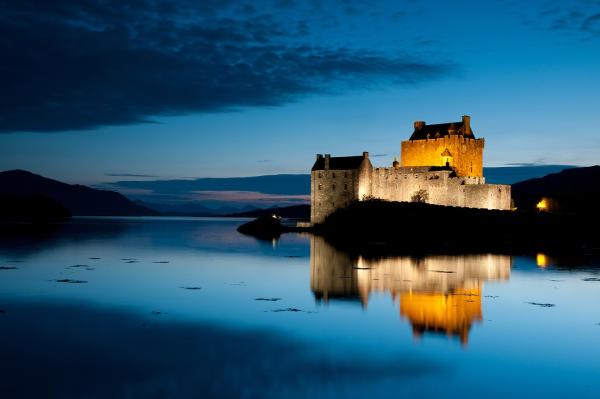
[[227, 204, 310, 219], [313, 200, 599, 255], [236, 215, 287, 240]]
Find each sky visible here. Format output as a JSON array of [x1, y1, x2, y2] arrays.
[[1, 0, 599, 185]]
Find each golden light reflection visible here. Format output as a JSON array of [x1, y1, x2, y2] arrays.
[[310, 236, 511, 345], [400, 288, 482, 346]]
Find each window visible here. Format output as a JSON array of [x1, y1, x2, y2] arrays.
[[332, 202, 335, 207], [332, 184, 336, 191], [318, 184, 322, 190], [344, 184, 348, 190], [344, 171, 348, 178], [332, 172, 336, 178], [318, 172, 322, 178]]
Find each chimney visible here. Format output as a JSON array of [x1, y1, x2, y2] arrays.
[[362, 151, 369, 158], [462, 115, 471, 135], [324, 154, 330, 170], [414, 121, 425, 130], [316, 153, 323, 160]]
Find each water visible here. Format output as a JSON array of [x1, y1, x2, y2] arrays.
[[1, 217, 599, 398]]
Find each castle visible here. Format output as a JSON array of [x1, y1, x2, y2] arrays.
[[310, 115, 511, 224]]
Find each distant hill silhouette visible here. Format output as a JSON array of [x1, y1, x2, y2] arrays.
[[0, 170, 158, 216], [0, 194, 71, 221], [227, 204, 310, 218], [483, 165, 575, 184], [512, 166, 600, 214], [139, 200, 254, 216], [104, 166, 572, 211]]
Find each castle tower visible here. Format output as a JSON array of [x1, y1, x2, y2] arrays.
[[310, 152, 372, 224], [400, 115, 484, 177]]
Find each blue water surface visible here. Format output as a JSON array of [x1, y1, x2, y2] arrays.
[[0, 217, 599, 398]]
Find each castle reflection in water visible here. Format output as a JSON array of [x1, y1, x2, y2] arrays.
[[310, 237, 512, 345]]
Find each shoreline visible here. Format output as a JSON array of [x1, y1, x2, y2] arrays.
[[238, 200, 600, 256]]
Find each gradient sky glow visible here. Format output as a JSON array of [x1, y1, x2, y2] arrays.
[[1, 0, 599, 184]]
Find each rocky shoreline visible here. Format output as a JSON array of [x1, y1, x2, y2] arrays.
[[238, 200, 600, 255]]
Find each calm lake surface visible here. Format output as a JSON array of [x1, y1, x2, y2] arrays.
[[1, 217, 599, 398]]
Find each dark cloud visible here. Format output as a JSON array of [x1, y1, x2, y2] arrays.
[[0, 0, 454, 133], [344, 5, 361, 16], [391, 10, 408, 21], [527, 1, 600, 38], [582, 12, 600, 33], [274, 0, 296, 8], [296, 20, 310, 35]]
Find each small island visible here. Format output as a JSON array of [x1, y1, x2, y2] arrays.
[[239, 116, 600, 254]]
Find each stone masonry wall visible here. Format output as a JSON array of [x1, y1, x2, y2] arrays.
[[311, 164, 511, 224], [401, 136, 484, 177], [311, 169, 360, 224], [370, 167, 510, 210]]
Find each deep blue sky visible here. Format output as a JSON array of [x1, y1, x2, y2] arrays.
[[1, 0, 599, 184]]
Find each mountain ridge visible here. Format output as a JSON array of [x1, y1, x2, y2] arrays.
[[0, 170, 157, 216]]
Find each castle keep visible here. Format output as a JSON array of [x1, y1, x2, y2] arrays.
[[310, 115, 511, 224]]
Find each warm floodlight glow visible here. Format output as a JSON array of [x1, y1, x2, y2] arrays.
[[536, 198, 549, 211], [536, 253, 549, 268]]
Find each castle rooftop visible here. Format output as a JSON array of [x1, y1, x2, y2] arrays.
[[410, 115, 475, 141], [311, 153, 368, 171]]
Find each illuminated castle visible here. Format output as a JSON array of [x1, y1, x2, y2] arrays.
[[310, 115, 511, 224], [310, 236, 511, 345]]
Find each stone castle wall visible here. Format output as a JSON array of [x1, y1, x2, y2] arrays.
[[310, 165, 511, 224], [310, 169, 360, 224], [367, 167, 510, 210], [401, 136, 484, 177]]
